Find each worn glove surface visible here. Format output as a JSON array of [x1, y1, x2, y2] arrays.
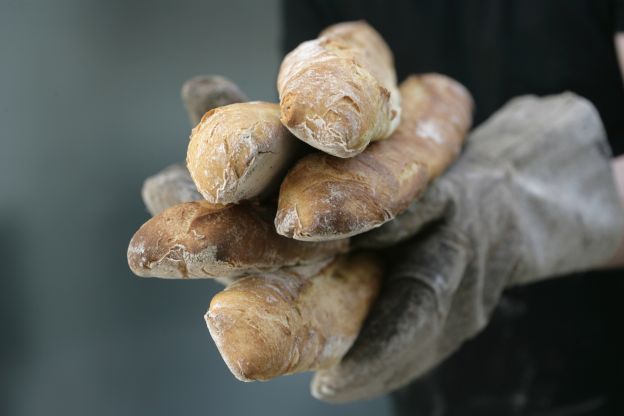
[[311, 93, 624, 402]]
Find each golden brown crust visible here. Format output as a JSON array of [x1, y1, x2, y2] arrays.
[[205, 253, 382, 381], [275, 74, 473, 241], [187, 102, 302, 204], [127, 201, 349, 280], [278, 21, 400, 158]]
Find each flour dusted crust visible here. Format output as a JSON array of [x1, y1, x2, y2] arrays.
[[205, 253, 382, 381], [275, 74, 473, 241], [127, 201, 348, 280], [187, 102, 302, 204], [278, 21, 401, 158]]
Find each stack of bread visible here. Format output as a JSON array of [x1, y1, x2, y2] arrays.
[[127, 21, 473, 382]]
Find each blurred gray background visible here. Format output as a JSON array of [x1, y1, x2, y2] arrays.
[[0, 0, 390, 415]]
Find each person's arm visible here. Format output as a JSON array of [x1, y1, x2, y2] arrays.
[[604, 32, 624, 266], [604, 155, 624, 267]]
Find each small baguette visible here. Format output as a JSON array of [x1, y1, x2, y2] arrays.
[[141, 76, 248, 215], [127, 201, 348, 280], [205, 253, 382, 381], [187, 102, 303, 204], [275, 74, 473, 241], [181, 75, 247, 126], [278, 21, 400, 158]]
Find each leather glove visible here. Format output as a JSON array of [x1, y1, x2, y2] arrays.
[[311, 93, 624, 402]]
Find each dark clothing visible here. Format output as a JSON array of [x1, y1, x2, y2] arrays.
[[282, 0, 624, 155], [282, 1, 624, 414], [391, 271, 624, 416]]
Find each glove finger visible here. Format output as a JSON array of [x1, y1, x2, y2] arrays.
[[181, 75, 247, 126], [463, 93, 608, 163], [353, 181, 450, 249], [311, 226, 470, 403], [141, 164, 204, 216]]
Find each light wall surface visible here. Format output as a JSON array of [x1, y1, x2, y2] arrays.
[[0, 1, 391, 415]]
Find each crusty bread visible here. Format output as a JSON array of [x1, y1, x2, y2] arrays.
[[181, 75, 247, 126], [141, 164, 204, 216], [141, 76, 248, 216], [127, 201, 348, 280], [278, 21, 400, 158], [205, 253, 382, 381], [187, 102, 304, 204], [275, 74, 473, 241]]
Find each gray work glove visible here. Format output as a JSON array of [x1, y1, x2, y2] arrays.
[[142, 164, 204, 216], [311, 93, 624, 402]]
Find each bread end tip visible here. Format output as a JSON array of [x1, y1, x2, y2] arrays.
[[205, 303, 281, 383]]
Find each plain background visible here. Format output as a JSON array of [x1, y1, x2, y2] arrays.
[[0, 0, 391, 415]]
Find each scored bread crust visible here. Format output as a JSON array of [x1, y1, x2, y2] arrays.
[[205, 253, 382, 381], [187, 102, 302, 204], [127, 201, 348, 279], [275, 74, 473, 241], [278, 21, 401, 158]]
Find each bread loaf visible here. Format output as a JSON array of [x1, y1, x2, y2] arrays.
[[187, 102, 304, 204], [278, 21, 400, 158], [181, 75, 247, 126], [275, 74, 473, 241], [127, 201, 348, 280], [141, 164, 203, 216], [141, 76, 249, 216], [205, 253, 382, 381]]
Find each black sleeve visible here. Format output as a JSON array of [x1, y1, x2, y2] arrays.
[[280, 0, 345, 55], [616, 0, 624, 32], [613, 0, 624, 156]]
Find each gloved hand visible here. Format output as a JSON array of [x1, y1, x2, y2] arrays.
[[311, 93, 624, 402]]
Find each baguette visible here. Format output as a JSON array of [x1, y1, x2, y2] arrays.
[[205, 253, 382, 381], [181, 75, 247, 126], [127, 201, 348, 280], [187, 102, 303, 204], [275, 74, 473, 241], [141, 76, 248, 215], [278, 21, 400, 158]]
